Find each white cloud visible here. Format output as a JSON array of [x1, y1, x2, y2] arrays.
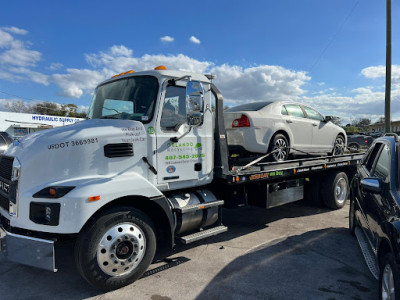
[[212, 64, 310, 103], [189, 36, 201, 44], [52, 69, 105, 98], [1, 27, 28, 35], [48, 63, 63, 71], [160, 36, 174, 43], [0, 47, 41, 67], [9, 67, 49, 85], [361, 65, 400, 83], [0, 29, 13, 47]]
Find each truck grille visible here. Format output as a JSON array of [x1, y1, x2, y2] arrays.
[[0, 194, 8, 212], [0, 155, 14, 213], [0, 155, 13, 180]]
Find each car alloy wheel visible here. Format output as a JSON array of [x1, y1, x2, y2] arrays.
[[333, 136, 345, 155], [273, 137, 288, 162]]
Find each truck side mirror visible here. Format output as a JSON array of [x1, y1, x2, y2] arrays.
[[360, 178, 382, 194], [324, 116, 332, 123], [186, 81, 204, 126]]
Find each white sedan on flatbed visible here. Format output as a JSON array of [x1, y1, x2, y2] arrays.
[[224, 101, 347, 162]]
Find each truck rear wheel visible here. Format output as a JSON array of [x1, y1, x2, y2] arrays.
[[321, 171, 349, 209], [75, 207, 156, 291]]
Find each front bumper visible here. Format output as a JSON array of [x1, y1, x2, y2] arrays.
[[0, 223, 56, 272]]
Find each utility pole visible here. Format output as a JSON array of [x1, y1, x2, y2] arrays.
[[385, 0, 392, 133]]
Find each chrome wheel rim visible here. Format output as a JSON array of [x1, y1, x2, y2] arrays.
[[382, 263, 395, 300], [97, 222, 146, 276], [273, 138, 288, 161], [335, 178, 347, 205], [334, 137, 345, 155]]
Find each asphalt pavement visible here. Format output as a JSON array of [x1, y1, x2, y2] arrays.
[[0, 201, 377, 300]]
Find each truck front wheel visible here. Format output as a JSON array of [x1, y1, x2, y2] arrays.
[[75, 207, 156, 290]]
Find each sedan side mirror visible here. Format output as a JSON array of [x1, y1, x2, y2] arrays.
[[360, 178, 382, 194], [324, 115, 332, 123]]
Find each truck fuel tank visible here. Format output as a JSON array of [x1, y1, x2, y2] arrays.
[[168, 190, 219, 234]]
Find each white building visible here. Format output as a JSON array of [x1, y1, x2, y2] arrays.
[[0, 111, 84, 138]]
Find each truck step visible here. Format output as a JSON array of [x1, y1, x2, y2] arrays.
[[175, 200, 224, 214], [355, 226, 379, 279], [178, 225, 228, 244]]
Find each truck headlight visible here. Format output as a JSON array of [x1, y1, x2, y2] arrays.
[[11, 158, 21, 181], [33, 186, 75, 199]]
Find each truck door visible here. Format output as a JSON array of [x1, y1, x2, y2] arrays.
[[155, 82, 213, 188]]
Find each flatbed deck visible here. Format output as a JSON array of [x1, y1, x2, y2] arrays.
[[225, 153, 364, 185]]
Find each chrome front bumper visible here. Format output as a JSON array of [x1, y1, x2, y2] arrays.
[[0, 225, 57, 272]]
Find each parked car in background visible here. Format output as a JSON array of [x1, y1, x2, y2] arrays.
[[349, 134, 400, 299], [347, 134, 373, 151], [224, 101, 347, 162], [0, 131, 13, 154]]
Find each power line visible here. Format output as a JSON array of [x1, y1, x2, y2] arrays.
[[309, 0, 361, 73], [0, 89, 39, 101]]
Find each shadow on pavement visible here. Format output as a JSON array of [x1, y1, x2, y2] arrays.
[[195, 227, 378, 300]]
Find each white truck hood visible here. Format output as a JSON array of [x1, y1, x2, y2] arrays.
[[6, 119, 148, 192]]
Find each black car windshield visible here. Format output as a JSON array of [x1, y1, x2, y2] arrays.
[[87, 75, 159, 122], [226, 101, 272, 112]]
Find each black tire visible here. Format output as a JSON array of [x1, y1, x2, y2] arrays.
[[321, 171, 349, 209], [268, 133, 289, 162], [75, 207, 156, 291], [349, 193, 356, 236], [331, 135, 345, 156], [348, 143, 360, 152], [379, 253, 400, 300]]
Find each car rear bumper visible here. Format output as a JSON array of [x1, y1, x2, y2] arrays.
[[0, 223, 56, 272]]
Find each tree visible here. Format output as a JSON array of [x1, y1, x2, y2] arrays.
[[330, 116, 343, 126], [351, 118, 371, 128], [4, 100, 32, 113]]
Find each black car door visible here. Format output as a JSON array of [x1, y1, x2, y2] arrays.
[[355, 142, 383, 244], [365, 142, 391, 251]]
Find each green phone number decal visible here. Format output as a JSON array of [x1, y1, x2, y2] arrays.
[[165, 154, 205, 160]]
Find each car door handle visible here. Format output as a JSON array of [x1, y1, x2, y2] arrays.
[[312, 123, 318, 126], [286, 120, 293, 123]]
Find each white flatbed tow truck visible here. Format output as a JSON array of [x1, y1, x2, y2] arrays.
[[0, 67, 362, 290]]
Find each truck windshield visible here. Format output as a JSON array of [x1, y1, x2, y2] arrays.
[[87, 75, 159, 123]]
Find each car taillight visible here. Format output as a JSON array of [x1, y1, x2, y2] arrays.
[[232, 114, 250, 128], [365, 139, 368, 144]]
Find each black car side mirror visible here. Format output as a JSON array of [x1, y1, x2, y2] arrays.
[[360, 178, 382, 194], [324, 116, 332, 123]]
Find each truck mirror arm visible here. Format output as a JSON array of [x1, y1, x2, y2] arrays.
[[170, 126, 193, 143]]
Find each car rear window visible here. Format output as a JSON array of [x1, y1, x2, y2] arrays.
[[226, 102, 272, 112]]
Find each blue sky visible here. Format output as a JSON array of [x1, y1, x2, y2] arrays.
[[0, 0, 399, 123]]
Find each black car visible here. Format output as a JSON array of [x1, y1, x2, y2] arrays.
[[349, 134, 400, 299], [0, 131, 13, 154], [347, 134, 374, 151]]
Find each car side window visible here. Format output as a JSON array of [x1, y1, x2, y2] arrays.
[[364, 143, 383, 173], [160, 86, 187, 131], [372, 144, 390, 182], [281, 106, 288, 115], [303, 106, 324, 121], [284, 104, 305, 118]]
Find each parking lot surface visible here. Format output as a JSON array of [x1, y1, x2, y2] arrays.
[[0, 201, 377, 300]]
